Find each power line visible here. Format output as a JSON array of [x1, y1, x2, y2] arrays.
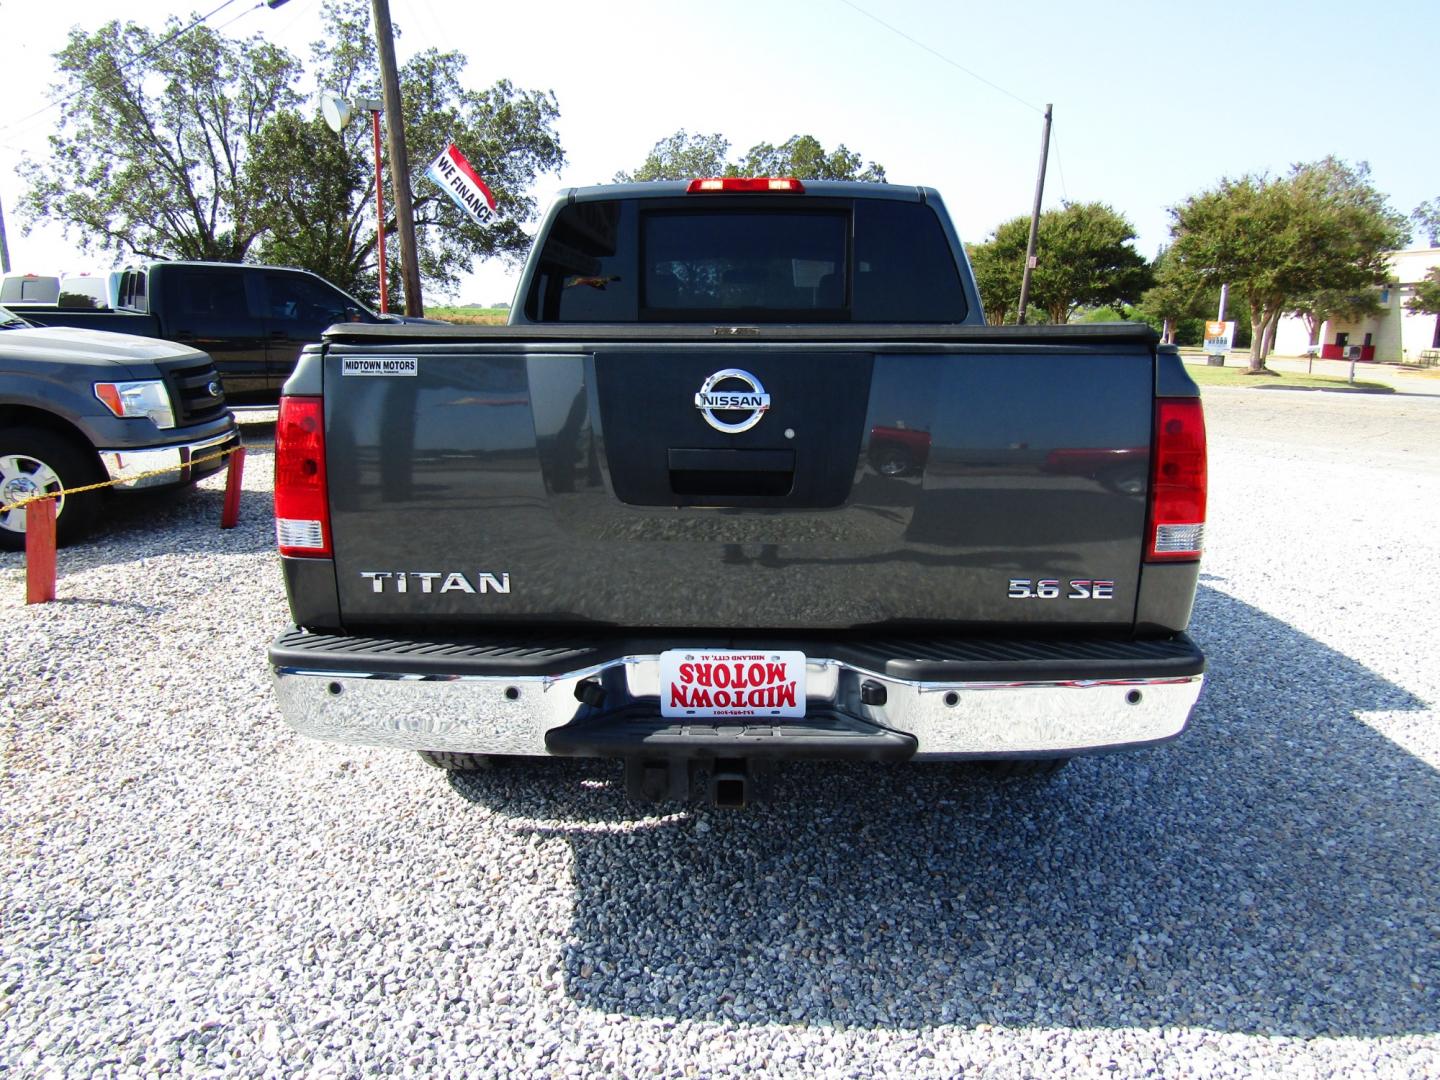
[[0, 0, 242, 138], [835, 0, 1043, 115], [212, 2, 272, 36], [210, 0, 295, 37], [271, 0, 316, 38], [1051, 129, 1070, 203]]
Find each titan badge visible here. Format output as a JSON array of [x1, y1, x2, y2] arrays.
[[360, 571, 511, 594]]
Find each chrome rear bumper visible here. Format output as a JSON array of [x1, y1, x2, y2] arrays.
[[271, 633, 1204, 760]]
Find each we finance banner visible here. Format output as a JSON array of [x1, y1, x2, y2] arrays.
[[425, 143, 499, 228]]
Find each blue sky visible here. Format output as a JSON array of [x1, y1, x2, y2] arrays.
[[3, 0, 1437, 305]]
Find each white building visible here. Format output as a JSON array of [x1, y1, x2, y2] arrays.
[[1273, 247, 1440, 363]]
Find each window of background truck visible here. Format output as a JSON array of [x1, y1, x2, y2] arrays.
[[852, 201, 968, 322], [525, 200, 636, 321], [264, 272, 353, 328], [119, 271, 147, 313], [176, 268, 251, 320]]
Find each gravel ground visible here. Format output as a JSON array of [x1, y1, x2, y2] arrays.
[[2, 389, 1438, 1078]]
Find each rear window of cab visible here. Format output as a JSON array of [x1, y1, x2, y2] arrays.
[[524, 197, 968, 323]]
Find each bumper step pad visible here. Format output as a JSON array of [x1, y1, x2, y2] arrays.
[[545, 710, 917, 762], [547, 713, 916, 807]]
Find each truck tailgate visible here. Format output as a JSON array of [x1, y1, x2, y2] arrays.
[[321, 332, 1154, 631]]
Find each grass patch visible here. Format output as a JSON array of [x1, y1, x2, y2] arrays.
[[428, 305, 509, 325], [1183, 362, 1393, 393]]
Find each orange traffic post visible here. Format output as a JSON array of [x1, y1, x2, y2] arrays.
[[221, 446, 245, 529], [25, 497, 57, 604]]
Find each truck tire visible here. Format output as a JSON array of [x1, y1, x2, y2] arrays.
[[0, 429, 103, 552], [418, 750, 496, 772], [979, 758, 1070, 779]]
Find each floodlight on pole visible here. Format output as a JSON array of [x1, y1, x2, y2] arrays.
[[321, 91, 390, 314]]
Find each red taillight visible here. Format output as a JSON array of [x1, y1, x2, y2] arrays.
[[274, 395, 331, 557], [1147, 398, 1207, 561], [685, 177, 805, 194]]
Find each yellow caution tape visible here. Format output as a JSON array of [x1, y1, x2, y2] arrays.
[[0, 445, 242, 516]]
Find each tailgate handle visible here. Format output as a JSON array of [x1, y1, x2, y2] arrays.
[[667, 448, 795, 498], [667, 449, 794, 472]]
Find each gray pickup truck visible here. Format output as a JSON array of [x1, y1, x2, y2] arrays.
[[0, 304, 238, 549], [268, 179, 1207, 807]]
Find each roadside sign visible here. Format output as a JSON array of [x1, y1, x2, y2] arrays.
[[425, 143, 500, 228], [1204, 320, 1235, 355]]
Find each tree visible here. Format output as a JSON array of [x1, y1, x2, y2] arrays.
[[1406, 266, 1440, 349], [967, 202, 1151, 325], [1413, 199, 1439, 248], [20, 18, 301, 261], [736, 135, 886, 182], [1409, 267, 1440, 314], [262, 0, 565, 303], [618, 131, 885, 183], [399, 60, 564, 297], [1168, 158, 1409, 371], [615, 131, 731, 182], [965, 241, 1022, 324], [248, 112, 369, 297], [1137, 246, 1207, 344], [20, 0, 565, 305]]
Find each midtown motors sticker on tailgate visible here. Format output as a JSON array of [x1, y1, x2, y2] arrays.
[[341, 356, 417, 376], [660, 650, 806, 718]]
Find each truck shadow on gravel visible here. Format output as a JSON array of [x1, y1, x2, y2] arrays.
[[449, 584, 1439, 1038]]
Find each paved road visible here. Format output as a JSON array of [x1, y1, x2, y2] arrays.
[[1202, 383, 1440, 464], [1192, 352, 1440, 396]]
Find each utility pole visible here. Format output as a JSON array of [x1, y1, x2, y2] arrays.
[[0, 193, 11, 274], [371, 0, 424, 316], [1016, 103, 1053, 326]]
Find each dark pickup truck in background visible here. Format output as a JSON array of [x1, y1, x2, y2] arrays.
[[267, 178, 1208, 808], [0, 303, 237, 548], [9, 261, 436, 404]]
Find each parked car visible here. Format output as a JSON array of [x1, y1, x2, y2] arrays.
[[8, 262, 443, 404], [0, 303, 238, 549], [867, 424, 932, 477]]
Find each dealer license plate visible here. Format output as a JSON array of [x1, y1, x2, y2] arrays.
[[659, 650, 807, 719]]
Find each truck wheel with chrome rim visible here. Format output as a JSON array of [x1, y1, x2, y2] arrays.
[[0, 429, 102, 551]]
